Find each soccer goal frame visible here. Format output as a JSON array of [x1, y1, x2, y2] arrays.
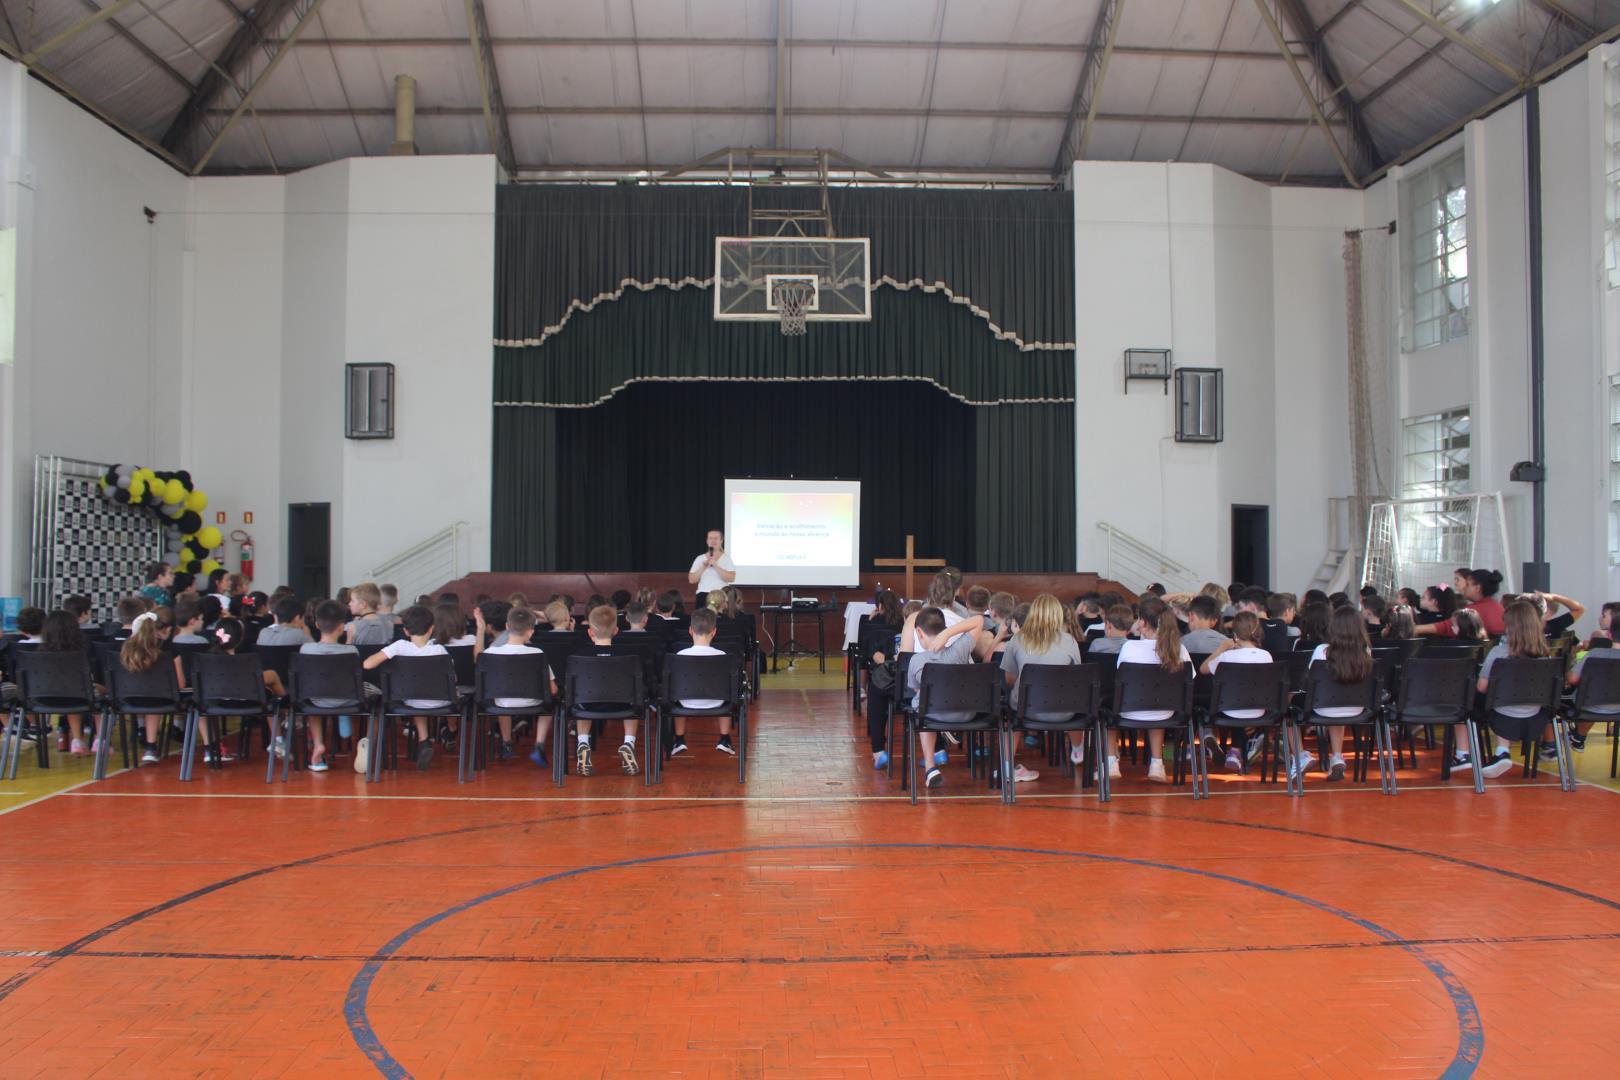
[[1361, 492, 1513, 600]]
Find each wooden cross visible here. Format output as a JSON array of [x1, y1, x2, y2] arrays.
[[872, 534, 947, 601]]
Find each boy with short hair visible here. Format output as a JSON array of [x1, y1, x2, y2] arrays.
[[379, 583, 400, 625], [569, 604, 641, 777], [669, 608, 735, 757], [363, 604, 449, 771], [1360, 593, 1387, 634], [544, 600, 574, 632], [1181, 595, 1229, 654], [1087, 605, 1135, 656], [1075, 594, 1104, 635], [480, 605, 555, 765], [257, 597, 312, 646], [347, 582, 393, 645], [62, 595, 93, 629], [1262, 592, 1299, 652], [300, 599, 373, 772], [172, 599, 208, 644], [909, 607, 985, 789], [140, 562, 174, 609]]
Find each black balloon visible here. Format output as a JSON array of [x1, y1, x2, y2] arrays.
[[177, 511, 202, 534]]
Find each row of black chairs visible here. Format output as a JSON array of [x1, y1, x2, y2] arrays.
[[0, 646, 752, 787], [887, 652, 1618, 805]]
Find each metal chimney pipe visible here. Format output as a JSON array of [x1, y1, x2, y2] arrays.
[[388, 74, 418, 156]]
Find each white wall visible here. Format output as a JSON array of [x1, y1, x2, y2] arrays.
[[0, 56, 497, 600], [1074, 160, 1362, 592]]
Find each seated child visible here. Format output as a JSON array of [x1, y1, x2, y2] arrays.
[[139, 562, 174, 610], [1086, 605, 1135, 656], [908, 606, 986, 790], [300, 599, 378, 773], [172, 598, 209, 644], [1180, 595, 1229, 654], [1200, 611, 1274, 773], [668, 608, 734, 757], [346, 582, 394, 646], [569, 605, 641, 777], [363, 604, 450, 771], [478, 605, 555, 764], [256, 596, 312, 646]]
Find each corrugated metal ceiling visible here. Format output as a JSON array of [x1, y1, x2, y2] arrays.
[[1, 0, 1614, 185]]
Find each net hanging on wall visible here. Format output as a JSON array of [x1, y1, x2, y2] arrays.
[[1344, 229, 1395, 564]]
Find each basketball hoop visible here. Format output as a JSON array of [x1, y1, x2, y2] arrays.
[[772, 278, 814, 337]]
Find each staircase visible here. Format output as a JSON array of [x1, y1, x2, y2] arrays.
[[1308, 550, 1348, 594], [371, 522, 469, 603], [1095, 522, 1201, 595]]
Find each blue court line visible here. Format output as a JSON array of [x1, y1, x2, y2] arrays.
[[342, 842, 1483, 1080]]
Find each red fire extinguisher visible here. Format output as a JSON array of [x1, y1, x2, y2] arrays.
[[230, 529, 255, 584]]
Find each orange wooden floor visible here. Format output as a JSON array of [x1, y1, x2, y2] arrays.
[[3, 681, 1620, 1078]]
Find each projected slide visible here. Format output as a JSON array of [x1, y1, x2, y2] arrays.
[[724, 478, 861, 587]]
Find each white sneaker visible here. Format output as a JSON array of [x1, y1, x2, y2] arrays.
[[1108, 756, 1121, 780], [353, 737, 370, 773], [1068, 744, 1084, 765], [1292, 750, 1316, 778], [140, 746, 159, 764], [1013, 764, 1040, 783], [271, 735, 287, 759], [1480, 750, 1515, 779], [1147, 760, 1169, 784]]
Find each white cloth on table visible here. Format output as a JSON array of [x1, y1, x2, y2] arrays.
[[843, 602, 876, 649]]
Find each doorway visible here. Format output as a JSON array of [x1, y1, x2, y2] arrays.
[[1231, 505, 1270, 590], [287, 503, 331, 600]]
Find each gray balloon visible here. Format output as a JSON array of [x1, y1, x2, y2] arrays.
[[116, 474, 131, 489]]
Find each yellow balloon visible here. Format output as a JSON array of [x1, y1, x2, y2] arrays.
[[200, 559, 221, 576], [163, 478, 186, 505], [135, 468, 155, 483], [197, 526, 223, 550], [185, 489, 208, 512], [128, 479, 146, 500]]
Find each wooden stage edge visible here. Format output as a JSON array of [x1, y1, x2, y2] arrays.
[[440, 572, 1135, 608]]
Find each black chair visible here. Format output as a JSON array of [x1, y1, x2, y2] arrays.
[[1290, 665, 1381, 797], [559, 655, 648, 788], [1202, 662, 1289, 785], [1419, 641, 1487, 665], [369, 656, 464, 781], [253, 645, 301, 693], [909, 662, 1002, 804], [446, 644, 477, 690], [1483, 656, 1570, 790], [1562, 658, 1620, 778], [1383, 658, 1478, 794], [182, 653, 276, 781], [468, 651, 555, 782], [100, 655, 183, 780], [658, 652, 747, 784], [1008, 663, 1102, 804], [3, 650, 97, 779], [883, 653, 914, 783], [278, 652, 372, 783], [1108, 662, 1198, 801]]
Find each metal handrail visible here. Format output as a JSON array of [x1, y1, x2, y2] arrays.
[[1095, 521, 1201, 593], [371, 521, 468, 600]]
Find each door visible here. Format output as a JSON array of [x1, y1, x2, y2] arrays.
[[287, 503, 331, 599], [1231, 505, 1270, 590]]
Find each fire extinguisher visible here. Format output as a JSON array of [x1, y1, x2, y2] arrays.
[[230, 529, 255, 584]]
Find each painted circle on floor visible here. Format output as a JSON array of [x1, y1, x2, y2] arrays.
[[341, 841, 1483, 1080]]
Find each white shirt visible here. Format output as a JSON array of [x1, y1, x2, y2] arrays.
[[1117, 638, 1192, 721], [483, 642, 551, 708], [1206, 646, 1272, 720], [444, 635, 477, 648], [690, 550, 735, 594], [676, 644, 726, 709], [383, 638, 450, 708], [1308, 644, 1370, 718]]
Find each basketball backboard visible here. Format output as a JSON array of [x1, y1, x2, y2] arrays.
[[713, 236, 871, 327]]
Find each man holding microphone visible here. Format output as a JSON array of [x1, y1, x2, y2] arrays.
[[689, 528, 736, 607]]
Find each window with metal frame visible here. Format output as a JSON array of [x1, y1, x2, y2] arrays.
[[1402, 151, 1468, 351]]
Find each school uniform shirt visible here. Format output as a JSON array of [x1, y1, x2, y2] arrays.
[[907, 632, 978, 721], [1116, 638, 1193, 721], [381, 639, 450, 708], [172, 632, 208, 645], [676, 644, 726, 709], [1308, 644, 1371, 718], [1000, 632, 1081, 718], [483, 642, 551, 708], [256, 624, 312, 646], [1181, 628, 1229, 654], [690, 551, 735, 595], [1543, 612, 1575, 639], [348, 614, 395, 646], [1468, 598, 1506, 637], [443, 635, 477, 648], [1087, 635, 1127, 656], [1205, 646, 1272, 720], [1258, 618, 1294, 653], [1478, 642, 1545, 719]]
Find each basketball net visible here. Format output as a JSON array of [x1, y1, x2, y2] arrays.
[[773, 280, 813, 336]]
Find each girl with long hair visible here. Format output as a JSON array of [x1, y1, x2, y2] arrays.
[[1467, 600, 1552, 779], [38, 610, 93, 755], [1300, 606, 1373, 781], [119, 610, 170, 763], [1000, 593, 1081, 783], [1115, 596, 1189, 784]]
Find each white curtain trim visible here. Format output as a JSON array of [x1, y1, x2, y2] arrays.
[[494, 277, 1074, 352], [495, 375, 1074, 410]]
